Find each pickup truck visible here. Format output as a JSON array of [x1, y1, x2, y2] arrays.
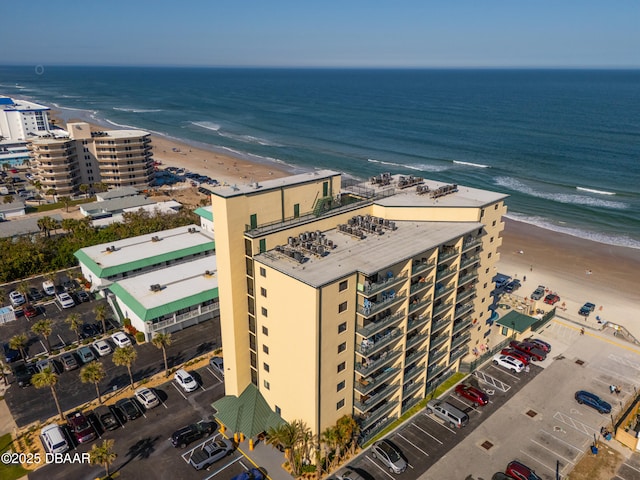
[[189, 438, 233, 470], [509, 341, 547, 361]]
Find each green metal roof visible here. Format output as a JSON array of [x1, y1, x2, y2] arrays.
[[108, 283, 218, 322], [193, 207, 213, 222], [74, 242, 215, 278], [212, 383, 285, 438], [496, 310, 538, 334]]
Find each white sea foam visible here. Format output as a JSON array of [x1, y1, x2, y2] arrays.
[[505, 213, 640, 250], [452, 160, 490, 168], [104, 118, 140, 130], [192, 121, 221, 132], [576, 186, 616, 195], [494, 177, 629, 209], [367, 158, 448, 172], [51, 103, 98, 115], [113, 107, 163, 113]]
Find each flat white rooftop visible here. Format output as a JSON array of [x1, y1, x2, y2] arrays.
[[213, 169, 340, 198]]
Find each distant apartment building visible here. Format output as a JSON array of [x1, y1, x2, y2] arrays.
[[211, 170, 507, 441], [0, 97, 52, 141], [29, 122, 155, 196]]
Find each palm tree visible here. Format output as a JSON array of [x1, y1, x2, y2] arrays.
[[3, 195, 14, 204], [16, 281, 30, 302], [65, 313, 82, 344], [32, 367, 64, 421], [0, 359, 9, 386], [37, 216, 59, 238], [89, 439, 117, 477], [9, 334, 28, 361], [320, 425, 339, 472], [59, 195, 71, 212], [31, 319, 53, 353], [45, 188, 56, 197], [79, 184, 89, 196], [112, 346, 137, 389], [151, 332, 172, 377], [94, 304, 109, 337], [80, 361, 106, 404], [336, 415, 359, 456], [266, 420, 312, 476]]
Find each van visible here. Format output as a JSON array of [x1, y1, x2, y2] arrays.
[[426, 399, 469, 428], [42, 280, 56, 296], [41, 423, 69, 454]]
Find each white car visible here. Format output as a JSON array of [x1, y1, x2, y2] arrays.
[[41, 424, 69, 454], [492, 353, 525, 373], [42, 281, 56, 296], [112, 332, 132, 348], [135, 387, 160, 409], [57, 292, 75, 309], [175, 369, 198, 393], [9, 291, 26, 306], [93, 340, 112, 357]]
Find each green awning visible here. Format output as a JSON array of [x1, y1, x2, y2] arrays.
[[496, 310, 538, 333], [212, 383, 285, 438]]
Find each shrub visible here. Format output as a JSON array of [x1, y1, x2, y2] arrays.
[[123, 318, 132, 327], [135, 331, 145, 344]]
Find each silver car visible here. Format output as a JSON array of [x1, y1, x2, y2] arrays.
[[371, 439, 407, 474]]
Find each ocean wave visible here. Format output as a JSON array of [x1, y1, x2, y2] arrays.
[[104, 118, 141, 130], [494, 177, 629, 209], [191, 121, 279, 146], [576, 186, 616, 195], [192, 121, 221, 132], [505, 213, 640, 250], [113, 107, 163, 113], [51, 103, 98, 115], [367, 158, 449, 172], [452, 160, 490, 168]]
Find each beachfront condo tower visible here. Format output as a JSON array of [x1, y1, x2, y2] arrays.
[[28, 122, 155, 196], [211, 171, 507, 442]]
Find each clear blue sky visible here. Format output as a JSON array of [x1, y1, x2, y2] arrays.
[[3, 0, 639, 67]]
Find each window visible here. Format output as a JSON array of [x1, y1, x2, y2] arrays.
[[495, 204, 499, 210], [264, 380, 270, 390], [250, 352, 257, 368], [338, 322, 347, 334], [244, 239, 253, 256], [294, 203, 300, 218], [492, 220, 496, 227], [483, 282, 488, 289], [249, 333, 256, 351], [260, 287, 267, 297], [275, 406, 281, 415], [251, 369, 257, 385], [336, 399, 345, 410], [337, 362, 346, 373], [259, 239, 266, 253], [337, 381, 345, 392], [260, 267, 266, 277], [248, 315, 256, 333], [262, 326, 268, 336], [490, 237, 494, 243], [338, 301, 348, 313], [338, 342, 346, 353], [246, 258, 254, 277], [250, 213, 258, 229], [263, 345, 269, 354], [480, 209, 485, 219], [248, 297, 255, 315], [263, 363, 270, 372], [339, 280, 348, 292], [485, 268, 490, 274], [261, 307, 268, 317], [488, 253, 492, 258]]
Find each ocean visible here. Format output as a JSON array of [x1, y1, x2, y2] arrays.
[[1, 66, 639, 248]]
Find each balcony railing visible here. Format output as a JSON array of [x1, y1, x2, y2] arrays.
[[359, 272, 408, 297], [427, 362, 448, 380], [411, 259, 436, 276], [357, 292, 406, 318], [410, 279, 433, 295], [434, 284, 455, 299], [403, 363, 426, 384], [436, 266, 458, 282], [402, 378, 425, 398], [408, 297, 432, 314], [451, 332, 471, 349], [359, 415, 397, 445], [450, 346, 469, 363], [460, 254, 481, 269], [355, 349, 402, 376], [456, 287, 476, 303], [428, 348, 448, 365], [430, 315, 451, 333], [458, 273, 478, 287], [402, 395, 422, 414], [429, 334, 449, 351], [437, 248, 459, 263], [359, 400, 398, 431], [406, 332, 429, 350], [462, 238, 482, 252], [356, 328, 402, 357], [404, 349, 427, 367], [356, 311, 405, 339], [354, 383, 400, 413], [433, 302, 453, 316], [452, 319, 472, 335], [407, 314, 430, 332], [454, 303, 474, 319], [355, 367, 401, 395]]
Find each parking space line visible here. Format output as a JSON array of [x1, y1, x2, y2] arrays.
[[365, 455, 396, 480], [181, 433, 222, 464], [519, 449, 561, 477], [172, 382, 188, 400], [410, 423, 443, 444], [608, 353, 640, 371], [539, 430, 584, 453], [530, 439, 575, 465], [624, 463, 640, 474], [448, 395, 480, 413], [201, 455, 244, 479], [56, 334, 66, 347], [395, 433, 428, 458], [553, 412, 597, 437], [489, 365, 520, 381], [159, 397, 168, 409], [421, 413, 456, 434], [206, 367, 223, 383], [473, 370, 510, 392], [594, 366, 638, 385]]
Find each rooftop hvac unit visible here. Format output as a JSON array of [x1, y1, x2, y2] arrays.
[[293, 251, 303, 262], [204, 270, 213, 276], [288, 237, 295, 246], [149, 284, 162, 292], [151, 236, 160, 242], [275, 245, 283, 252], [317, 245, 324, 255], [328, 240, 334, 248]]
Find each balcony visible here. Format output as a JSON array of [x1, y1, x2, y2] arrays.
[[411, 259, 435, 277], [402, 395, 422, 414], [428, 348, 448, 366], [436, 266, 458, 282], [462, 238, 482, 252], [407, 313, 430, 332], [452, 318, 472, 335], [359, 272, 408, 297], [434, 284, 455, 300], [437, 248, 459, 263], [451, 332, 471, 349], [406, 332, 428, 350], [433, 302, 453, 316], [359, 415, 397, 445], [458, 272, 478, 287], [355, 349, 402, 376], [409, 279, 433, 295], [450, 346, 469, 363], [429, 334, 449, 351], [356, 311, 405, 339], [454, 303, 474, 319], [456, 287, 476, 303], [358, 400, 398, 431], [355, 367, 401, 395], [356, 328, 403, 357], [430, 315, 451, 333], [404, 349, 427, 367], [403, 363, 426, 384], [357, 292, 406, 318], [354, 383, 399, 413], [427, 362, 448, 380], [408, 296, 432, 314], [402, 379, 425, 398], [460, 254, 481, 269]]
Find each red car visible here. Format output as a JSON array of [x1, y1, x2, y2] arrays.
[[543, 293, 560, 305], [23, 305, 38, 318], [509, 341, 547, 361], [454, 384, 489, 406], [506, 460, 542, 480], [524, 337, 551, 353], [500, 347, 531, 365]]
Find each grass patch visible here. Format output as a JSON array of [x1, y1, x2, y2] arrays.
[[0, 432, 29, 480], [33, 197, 95, 213]]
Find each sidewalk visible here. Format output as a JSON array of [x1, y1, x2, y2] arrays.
[[235, 437, 292, 480], [0, 386, 29, 480]]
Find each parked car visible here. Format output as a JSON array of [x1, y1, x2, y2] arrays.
[[371, 439, 407, 474], [491, 473, 512, 480], [575, 390, 611, 414], [504, 279, 521, 293], [530, 285, 546, 301], [36, 359, 58, 374], [12, 362, 35, 387], [454, 383, 489, 406], [509, 341, 547, 361], [62, 279, 79, 292], [500, 347, 531, 365], [93, 340, 112, 357], [543, 293, 560, 305], [175, 368, 198, 392], [23, 305, 38, 318], [77, 346, 96, 364], [60, 353, 79, 371], [75, 291, 91, 303], [579, 302, 596, 316], [112, 332, 132, 348], [27, 287, 44, 302], [135, 387, 160, 409], [209, 356, 224, 376], [42, 281, 56, 296], [66, 411, 96, 444], [231, 468, 265, 480], [505, 460, 542, 480], [57, 292, 75, 309], [9, 291, 26, 307], [492, 354, 525, 373], [40, 424, 69, 454], [170, 421, 216, 448], [3, 343, 21, 363], [93, 405, 121, 432], [115, 398, 142, 421], [523, 337, 551, 353], [190, 438, 234, 470], [81, 323, 99, 339]]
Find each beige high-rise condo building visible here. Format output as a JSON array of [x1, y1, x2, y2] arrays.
[[29, 122, 154, 196], [211, 170, 506, 442]]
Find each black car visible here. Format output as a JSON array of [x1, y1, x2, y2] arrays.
[[75, 291, 91, 303], [12, 362, 36, 387], [579, 302, 596, 316], [504, 279, 521, 293], [93, 406, 121, 431], [27, 287, 44, 302], [115, 398, 142, 421], [170, 421, 216, 448], [3, 343, 21, 363], [81, 323, 99, 339]]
